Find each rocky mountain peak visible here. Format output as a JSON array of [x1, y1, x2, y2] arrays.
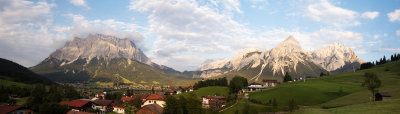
[[277, 36, 302, 50], [49, 33, 152, 66]]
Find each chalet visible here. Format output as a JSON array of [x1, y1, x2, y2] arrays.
[[112, 100, 125, 114], [262, 80, 279, 87], [202, 96, 226, 110], [375, 92, 392, 101], [246, 82, 265, 92], [59, 99, 92, 112], [92, 100, 114, 114], [143, 94, 166, 108], [136, 104, 164, 114], [0, 104, 34, 114], [176, 89, 182, 94]]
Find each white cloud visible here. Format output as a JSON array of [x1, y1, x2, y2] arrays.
[[361, 11, 379, 19], [305, 0, 360, 27], [66, 14, 146, 50], [129, 0, 249, 71], [69, 0, 89, 8], [0, 0, 68, 67], [396, 30, 400, 36], [388, 9, 400, 22]]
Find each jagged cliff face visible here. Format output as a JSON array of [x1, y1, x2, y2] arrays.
[[197, 36, 363, 79], [49, 34, 152, 66], [311, 43, 364, 71]]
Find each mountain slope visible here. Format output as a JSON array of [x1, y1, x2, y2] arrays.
[[30, 34, 193, 86], [312, 43, 364, 72], [0, 58, 53, 85], [198, 36, 326, 81]]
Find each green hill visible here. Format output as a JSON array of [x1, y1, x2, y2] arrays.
[[0, 58, 53, 85], [223, 60, 400, 113]]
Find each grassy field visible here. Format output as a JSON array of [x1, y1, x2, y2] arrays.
[[222, 61, 400, 113], [174, 86, 229, 99], [220, 99, 272, 114], [293, 98, 400, 114]]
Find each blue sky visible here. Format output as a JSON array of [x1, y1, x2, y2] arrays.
[[0, 0, 400, 71]]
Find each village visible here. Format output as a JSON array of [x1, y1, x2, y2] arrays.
[[0, 78, 282, 114]]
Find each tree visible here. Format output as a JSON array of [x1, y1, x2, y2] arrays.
[[283, 72, 292, 82], [186, 92, 203, 114], [229, 76, 248, 94], [361, 72, 381, 101], [178, 96, 188, 114], [125, 105, 137, 114], [288, 99, 297, 112], [39, 102, 70, 114], [360, 62, 375, 70], [164, 95, 182, 114], [126, 95, 143, 110]]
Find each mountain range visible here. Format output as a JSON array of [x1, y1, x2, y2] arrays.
[[30, 34, 363, 85], [197, 36, 364, 81]]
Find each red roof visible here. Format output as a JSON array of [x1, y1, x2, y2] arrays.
[[121, 96, 133, 101], [146, 94, 164, 100], [136, 104, 163, 114], [59, 100, 90, 108], [93, 100, 113, 106], [155, 92, 165, 95], [165, 90, 175, 93], [0, 105, 23, 114]]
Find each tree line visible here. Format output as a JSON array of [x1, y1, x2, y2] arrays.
[[193, 77, 228, 90], [360, 53, 400, 70]]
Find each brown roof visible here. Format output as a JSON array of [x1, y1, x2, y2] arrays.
[[66, 110, 95, 114], [166, 90, 175, 93], [112, 100, 125, 108], [136, 104, 164, 114], [59, 100, 90, 108], [0, 105, 24, 114], [93, 100, 113, 106], [203, 96, 225, 99], [146, 94, 164, 100]]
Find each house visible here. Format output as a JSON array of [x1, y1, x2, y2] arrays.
[[92, 100, 114, 114], [184, 87, 194, 92], [375, 92, 392, 101], [121, 94, 148, 102], [59, 99, 92, 112], [165, 90, 175, 95], [175, 89, 182, 94], [155, 92, 165, 96], [142, 94, 165, 108], [136, 104, 164, 114], [202, 96, 226, 110], [246, 82, 265, 92], [262, 80, 279, 87], [0, 104, 34, 114], [95, 92, 106, 100], [111, 100, 125, 114]]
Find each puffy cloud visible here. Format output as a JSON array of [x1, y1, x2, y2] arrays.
[[69, 0, 89, 8], [0, 0, 68, 67], [129, 0, 249, 70], [361, 11, 379, 19], [388, 9, 400, 22], [304, 0, 360, 27], [66, 14, 146, 50]]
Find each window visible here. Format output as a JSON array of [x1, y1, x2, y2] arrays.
[[149, 101, 151, 103], [154, 101, 157, 103]]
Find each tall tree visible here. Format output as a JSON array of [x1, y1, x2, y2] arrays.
[[283, 72, 292, 82], [164, 95, 182, 114], [125, 106, 137, 114], [186, 92, 203, 114], [179, 96, 188, 114], [288, 99, 297, 112], [229, 76, 248, 94], [361, 72, 381, 101], [272, 98, 278, 112]]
